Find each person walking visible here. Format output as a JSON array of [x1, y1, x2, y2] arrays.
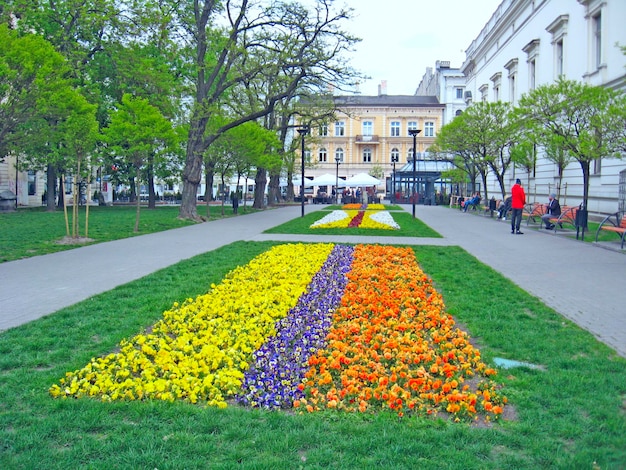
[[510, 178, 526, 234]]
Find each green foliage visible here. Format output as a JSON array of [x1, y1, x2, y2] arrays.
[[516, 77, 626, 207]]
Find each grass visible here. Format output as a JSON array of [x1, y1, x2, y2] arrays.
[[0, 204, 259, 263], [265, 208, 442, 238], [1, 241, 624, 469]]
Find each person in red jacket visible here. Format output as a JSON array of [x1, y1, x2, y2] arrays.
[[510, 178, 526, 234]]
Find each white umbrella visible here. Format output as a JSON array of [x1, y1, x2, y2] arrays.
[[291, 176, 313, 187], [311, 173, 344, 187], [345, 173, 382, 186]]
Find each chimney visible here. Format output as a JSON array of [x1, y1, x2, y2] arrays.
[[378, 80, 388, 96]]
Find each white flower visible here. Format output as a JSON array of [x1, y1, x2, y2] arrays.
[[310, 210, 349, 228], [369, 211, 400, 229]]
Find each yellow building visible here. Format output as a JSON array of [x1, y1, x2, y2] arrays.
[[304, 94, 445, 198]]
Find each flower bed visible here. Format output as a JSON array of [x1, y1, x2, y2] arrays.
[[311, 210, 399, 230], [50, 243, 505, 422]]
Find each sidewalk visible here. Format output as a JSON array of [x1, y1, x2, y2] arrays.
[[1, 204, 624, 357]]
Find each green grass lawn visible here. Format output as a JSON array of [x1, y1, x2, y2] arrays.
[[1, 241, 624, 469], [265, 208, 442, 238], [0, 204, 259, 263]]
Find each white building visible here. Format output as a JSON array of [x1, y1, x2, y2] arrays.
[[415, 60, 469, 125], [460, 0, 626, 215]]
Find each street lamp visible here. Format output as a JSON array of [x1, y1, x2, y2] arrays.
[[335, 154, 341, 204], [297, 125, 309, 217], [408, 129, 422, 218], [391, 154, 399, 204]]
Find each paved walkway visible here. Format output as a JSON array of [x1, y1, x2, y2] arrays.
[[1, 204, 624, 357]]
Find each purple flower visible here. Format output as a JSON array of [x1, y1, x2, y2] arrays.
[[237, 245, 354, 409]]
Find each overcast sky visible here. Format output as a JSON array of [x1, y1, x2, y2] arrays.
[[342, 0, 503, 96]]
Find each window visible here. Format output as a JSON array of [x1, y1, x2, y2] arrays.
[[362, 148, 372, 163], [456, 87, 464, 99], [28, 171, 36, 196], [362, 121, 373, 136], [319, 125, 328, 137], [408, 147, 415, 161], [593, 158, 601, 174], [390, 148, 400, 163], [424, 122, 435, 137], [335, 148, 344, 163], [546, 15, 568, 79], [505, 58, 518, 104], [490, 72, 502, 102], [407, 121, 418, 135], [479, 84, 488, 102], [593, 12, 602, 69], [318, 148, 327, 163], [522, 39, 540, 91], [555, 40, 563, 76], [390, 121, 400, 137], [334, 121, 345, 136]]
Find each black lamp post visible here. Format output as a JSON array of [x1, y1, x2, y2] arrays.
[[408, 129, 422, 218], [335, 154, 341, 204], [391, 154, 398, 204], [297, 125, 309, 217]]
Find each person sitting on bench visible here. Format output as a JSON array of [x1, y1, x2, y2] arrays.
[[541, 193, 561, 229], [463, 192, 481, 212]]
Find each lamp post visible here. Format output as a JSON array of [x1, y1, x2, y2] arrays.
[[391, 154, 398, 204], [335, 155, 341, 204], [408, 129, 422, 218], [297, 125, 309, 217]]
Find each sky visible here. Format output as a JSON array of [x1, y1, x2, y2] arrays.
[[341, 0, 503, 96]]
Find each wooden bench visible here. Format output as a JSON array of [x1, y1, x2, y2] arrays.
[[595, 211, 626, 249], [524, 202, 546, 226], [547, 206, 577, 232]]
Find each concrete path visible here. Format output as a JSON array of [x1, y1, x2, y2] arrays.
[[1, 204, 624, 358]]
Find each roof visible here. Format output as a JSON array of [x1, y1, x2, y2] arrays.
[[333, 95, 442, 107]]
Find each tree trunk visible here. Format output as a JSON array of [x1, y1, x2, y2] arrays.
[[147, 159, 156, 209], [134, 174, 141, 233], [46, 164, 56, 211], [57, 175, 65, 209], [253, 168, 267, 209], [267, 172, 281, 205], [179, 115, 209, 221]]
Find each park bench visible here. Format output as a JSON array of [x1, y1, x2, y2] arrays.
[[523, 202, 546, 226], [547, 206, 577, 232], [595, 211, 626, 249]]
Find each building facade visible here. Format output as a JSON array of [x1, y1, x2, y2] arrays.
[[460, 0, 626, 214], [415, 60, 468, 126], [302, 90, 446, 198]]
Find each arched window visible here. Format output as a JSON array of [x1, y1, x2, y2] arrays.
[[362, 148, 372, 163], [390, 148, 400, 163], [318, 148, 327, 163], [335, 148, 344, 162]]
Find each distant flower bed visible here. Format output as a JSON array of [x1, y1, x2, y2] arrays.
[[342, 203, 384, 210], [50, 243, 506, 422], [311, 210, 399, 230]]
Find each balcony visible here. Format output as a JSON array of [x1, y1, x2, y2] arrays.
[[355, 135, 379, 144]]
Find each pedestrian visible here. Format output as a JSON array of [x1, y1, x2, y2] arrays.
[[231, 191, 239, 214], [510, 178, 526, 234], [541, 193, 561, 229]]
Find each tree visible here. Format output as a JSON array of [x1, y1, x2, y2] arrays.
[[177, 0, 359, 220], [516, 78, 626, 217], [102, 94, 178, 232], [431, 115, 483, 196]]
